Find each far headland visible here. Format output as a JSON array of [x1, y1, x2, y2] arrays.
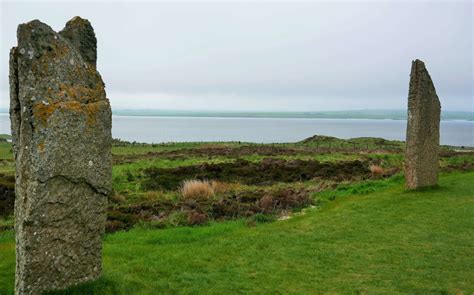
[[3, 108, 470, 121]]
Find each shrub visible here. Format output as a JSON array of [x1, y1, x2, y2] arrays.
[[186, 210, 208, 225], [105, 220, 128, 233], [252, 213, 276, 223], [258, 195, 275, 213], [109, 192, 126, 204], [180, 179, 215, 201], [166, 211, 189, 227], [143, 191, 160, 201], [125, 169, 135, 181], [369, 165, 384, 175], [210, 180, 231, 194]]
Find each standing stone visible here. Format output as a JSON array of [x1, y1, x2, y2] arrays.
[[405, 59, 441, 189], [9, 17, 111, 294]]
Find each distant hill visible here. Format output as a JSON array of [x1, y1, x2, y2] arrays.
[[300, 135, 405, 148], [1, 108, 473, 120], [111, 109, 474, 121], [0, 134, 12, 141]]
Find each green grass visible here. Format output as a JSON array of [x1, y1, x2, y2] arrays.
[[1, 171, 473, 294], [112, 142, 240, 156], [0, 143, 13, 161], [112, 151, 364, 193]]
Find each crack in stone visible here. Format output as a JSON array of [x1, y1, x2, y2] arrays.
[[37, 174, 109, 196]]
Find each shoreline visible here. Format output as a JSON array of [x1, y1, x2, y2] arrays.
[[0, 112, 472, 122]]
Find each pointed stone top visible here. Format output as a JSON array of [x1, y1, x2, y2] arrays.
[[411, 59, 427, 74], [60, 16, 97, 66], [65, 16, 93, 28], [17, 19, 54, 40], [19, 19, 47, 28], [409, 59, 439, 105], [413, 58, 425, 65]]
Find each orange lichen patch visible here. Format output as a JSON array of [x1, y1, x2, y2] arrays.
[[41, 40, 71, 60], [33, 100, 104, 127], [38, 142, 45, 153], [58, 83, 104, 103], [33, 102, 58, 126], [30, 59, 51, 76], [69, 16, 90, 26], [54, 41, 70, 56], [29, 44, 70, 75], [84, 101, 101, 125]]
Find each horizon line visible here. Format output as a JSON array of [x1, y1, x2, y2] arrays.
[[0, 108, 473, 113]]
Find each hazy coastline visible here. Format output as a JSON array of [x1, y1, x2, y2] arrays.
[[0, 109, 473, 121], [1, 113, 472, 146]]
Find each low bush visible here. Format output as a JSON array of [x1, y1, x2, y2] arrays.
[[104, 186, 313, 233], [166, 211, 189, 227], [369, 165, 384, 175], [252, 213, 276, 223], [258, 195, 275, 213], [210, 180, 234, 194], [186, 210, 208, 225]]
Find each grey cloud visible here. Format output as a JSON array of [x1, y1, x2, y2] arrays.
[[1, 1, 472, 111]]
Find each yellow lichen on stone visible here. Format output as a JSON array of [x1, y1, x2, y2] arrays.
[[33, 102, 58, 126], [33, 100, 101, 127], [38, 141, 45, 153], [59, 83, 104, 103]]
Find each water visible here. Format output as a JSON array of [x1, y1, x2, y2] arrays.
[[1, 113, 473, 146]]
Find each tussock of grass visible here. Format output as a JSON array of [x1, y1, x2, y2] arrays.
[[180, 179, 215, 201]]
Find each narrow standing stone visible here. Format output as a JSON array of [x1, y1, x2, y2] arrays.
[[405, 59, 441, 189], [9, 17, 111, 294]]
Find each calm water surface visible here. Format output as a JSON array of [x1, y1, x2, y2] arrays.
[[0, 113, 472, 146]]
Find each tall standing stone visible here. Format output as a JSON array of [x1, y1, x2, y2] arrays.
[[405, 59, 441, 189], [9, 17, 111, 294]]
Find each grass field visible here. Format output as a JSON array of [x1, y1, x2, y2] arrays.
[[0, 171, 473, 294], [1, 138, 473, 293]]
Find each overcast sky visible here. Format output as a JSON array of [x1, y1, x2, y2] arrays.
[[1, 1, 472, 111]]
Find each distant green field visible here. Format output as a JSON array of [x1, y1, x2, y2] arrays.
[[0, 134, 12, 141], [1, 171, 473, 294]]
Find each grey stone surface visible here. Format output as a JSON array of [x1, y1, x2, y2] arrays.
[[59, 17, 97, 67], [9, 17, 111, 294], [405, 59, 441, 189]]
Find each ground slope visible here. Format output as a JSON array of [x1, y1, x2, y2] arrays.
[[0, 172, 473, 294]]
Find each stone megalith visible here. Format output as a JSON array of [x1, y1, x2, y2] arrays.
[[405, 59, 441, 189], [9, 17, 111, 294]]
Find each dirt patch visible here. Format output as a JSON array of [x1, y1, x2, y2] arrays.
[[0, 173, 15, 217], [142, 158, 371, 191], [442, 162, 474, 172]]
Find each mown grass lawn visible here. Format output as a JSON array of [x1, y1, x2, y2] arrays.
[[1, 172, 473, 294]]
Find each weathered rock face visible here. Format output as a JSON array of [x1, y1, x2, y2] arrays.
[[9, 17, 111, 294], [59, 17, 97, 67], [405, 59, 441, 189]]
